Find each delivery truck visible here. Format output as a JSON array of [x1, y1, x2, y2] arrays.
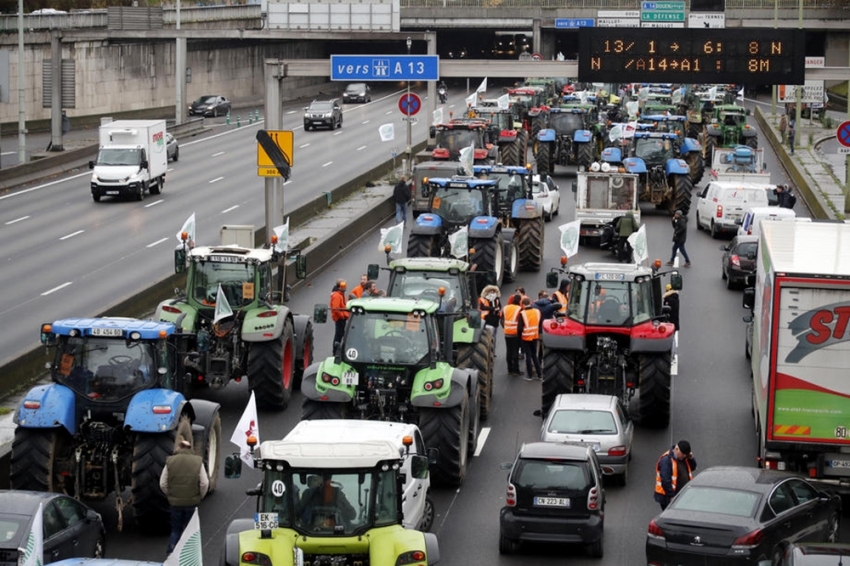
[[572, 165, 640, 245], [744, 220, 850, 485], [89, 119, 168, 202]]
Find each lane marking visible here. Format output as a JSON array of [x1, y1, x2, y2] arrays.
[[362, 120, 370, 125], [322, 161, 333, 167], [147, 237, 169, 248], [42, 282, 72, 296], [60, 230, 84, 241], [357, 145, 367, 151], [144, 199, 164, 208], [210, 177, 224, 184], [474, 427, 491, 457], [212, 151, 225, 157], [299, 143, 310, 149], [0, 171, 89, 201], [222, 205, 239, 213], [333, 130, 343, 136], [4, 216, 29, 225]]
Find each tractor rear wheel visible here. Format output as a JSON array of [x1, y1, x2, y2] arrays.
[[501, 140, 519, 166], [294, 319, 314, 391], [687, 122, 702, 140], [457, 326, 494, 421], [472, 234, 504, 287], [536, 143, 552, 177], [420, 389, 470, 487], [517, 130, 529, 162], [684, 151, 705, 185], [301, 399, 346, 420], [704, 134, 718, 165], [577, 142, 594, 170], [637, 353, 672, 428], [745, 135, 758, 149], [408, 234, 436, 258], [503, 238, 519, 284], [671, 174, 693, 216], [517, 217, 544, 272], [201, 411, 222, 493], [248, 319, 295, 410], [542, 350, 576, 418], [10, 428, 72, 493], [132, 431, 175, 531]]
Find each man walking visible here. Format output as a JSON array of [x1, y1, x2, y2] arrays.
[[501, 294, 522, 376], [654, 440, 697, 510], [774, 184, 797, 209], [787, 117, 796, 154], [616, 210, 639, 263], [160, 436, 209, 557], [516, 297, 542, 381], [393, 175, 411, 224], [667, 210, 691, 268]]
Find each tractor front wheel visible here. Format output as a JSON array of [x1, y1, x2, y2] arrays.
[[419, 390, 470, 487], [472, 233, 504, 287], [577, 142, 594, 170], [457, 326, 495, 421], [684, 152, 705, 185], [517, 217, 545, 272], [407, 234, 436, 258], [132, 431, 175, 531], [536, 143, 552, 177], [248, 319, 295, 410], [542, 350, 577, 418]]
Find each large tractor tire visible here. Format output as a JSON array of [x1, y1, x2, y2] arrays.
[[407, 234, 436, 258], [670, 174, 693, 216], [517, 130, 529, 163], [457, 326, 495, 421], [577, 142, 594, 170], [500, 140, 520, 166], [503, 238, 519, 284], [201, 411, 222, 494], [536, 143, 552, 177], [472, 233, 504, 288], [132, 431, 175, 530], [517, 217, 545, 272], [419, 389, 470, 487], [704, 134, 718, 165], [684, 152, 705, 185], [301, 399, 347, 420], [542, 350, 576, 418], [10, 428, 72, 493], [294, 319, 314, 391], [637, 353, 672, 428], [745, 135, 758, 149], [687, 122, 702, 140], [248, 319, 295, 410]]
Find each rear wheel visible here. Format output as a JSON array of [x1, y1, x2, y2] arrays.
[[407, 234, 436, 258], [684, 151, 705, 185], [704, 134, 718, 165], [202, 411, 222, 493], [541, 350, 576, 418], [301, 399, 346, 420], [517, 217, 544, 272], [132, 431, 175, 531], [577, 142, 594, 170], [472, 234, 504, 287], [419, 389, 470, 487], [10, 428, 72, 493], [536, 143, 552, 177], [671, 174, 692, 216], [173, 147, 179, 162], [500, 140, 519, 166], [745, 135, 758, 149], [294, 319, 314, 390], [248, 319, 295, 410], [498, 534, 519, 555], [150, 177, 162, 195], [457, 326, 494, 421], [637, 353, 672, 428], [503, 238, 519, 284], [710, 220, 720, 239], [586, 536, 604, 559]]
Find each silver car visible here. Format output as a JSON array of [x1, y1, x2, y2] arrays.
[[540, 394, 633, 485], [165, 132, 179, 162]]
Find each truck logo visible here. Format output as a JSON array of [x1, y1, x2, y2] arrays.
[[786, 302, 850, 363]]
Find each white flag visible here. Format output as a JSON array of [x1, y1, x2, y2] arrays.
[[213, 284, 234, 324], [625, 100, 640, 120], [624, 121, 638, 138], [432, 108, 444, 126], [177, 212, 196, 246], [638, 87, 649, 101], [708, 86, 718, 101], [230, 391, 260, 468], [476, 77, 488, 94], [559, 220, 581, 258], [379, 123, 394, 142], [627, 223, 648, 264], [497, 94, 510, 110], [448, 226, 469, 259], [578, 91, 587, 104], [164, 508, 202, 566], [737, 87, 745, 101], [379, 221, 404, 254], [273, 218, 290, 253], [465, 92, 477, 108], [671, 89, 683, 105], [19, 502, 43, 566], [459, 144, 475, 176], [557, 52, 565, 61]]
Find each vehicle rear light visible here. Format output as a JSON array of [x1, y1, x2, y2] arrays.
[[506, 483, 517, 506], [152, 405, 172, 415], [162, 305, 181, 314], [395, 550, 427, 565], [716, 205, 723, 218], [731, 255, 741, 267], [423, 379, 444, 391], [732, 528, 764, 549], [608, 446, 627, 457], [808, 467, 818, 478], [587, 486, 599, 510], [476, 218, 489, 224], [241, 552, 272, 566], [647, 519, 665, 539], [23, 400, 40, 410], [257, 311, 278, 318]]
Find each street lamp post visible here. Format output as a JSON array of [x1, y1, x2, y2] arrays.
[[406, 37, 412, 176]]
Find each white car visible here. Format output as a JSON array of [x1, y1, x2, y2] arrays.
[[531, 173, 560, 221]]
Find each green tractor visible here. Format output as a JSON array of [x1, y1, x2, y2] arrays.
[[704, 104, 758, 163]]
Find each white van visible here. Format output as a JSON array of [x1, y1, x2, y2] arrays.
[[737, 206, 797, 237], [696, 181, 770, 238], [282, 419, 435, 531]]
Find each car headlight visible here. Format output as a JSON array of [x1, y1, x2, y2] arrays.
[[91, 173, 99, 182]]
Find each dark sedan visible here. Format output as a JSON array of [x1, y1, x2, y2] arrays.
[[720, 235, 758, 289], [188, 95, 231, 117], [646, 467, 841, 566], [778, 542, 850, 564], [0, 491, 105, 566], [342, 83, 371, 103]]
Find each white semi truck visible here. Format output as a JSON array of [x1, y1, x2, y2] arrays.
[[744, 220, 850, 485], [89, 119, 168, 202]]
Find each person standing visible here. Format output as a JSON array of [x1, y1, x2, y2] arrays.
[[160, 436, 209, 557], [774, 184, 797, 209], [501, 294, 522, 377], [551, 279, 570, 315], [330, 280, 350, 355], [654, 440, 697, 511], [667, 210, 691, 268], [533, 290, 559, 360], [779, 113, 787, 144], [478, 284, 502, 343], [787, 117, 796, 154], [516, 297, 542, 381], [663, 283, 680, 331], [616, 210, 639, 263], [393, 175, 411, 224]]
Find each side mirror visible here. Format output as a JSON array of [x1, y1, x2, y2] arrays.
[[468, 309, 482, 327], [294, 254, 307, 280], [429, 126, 436, 139], [140, 159, 149, 169], [669, 273, 683, 291], [174, 248, 187, 274], [224, 453, 243, 479], [742, 287, 755, 309], [499, 462, 514, 471], [410, 454, 430, 480], [546, 271, 559, 288], [367, 263, 380, 280], [427, 447, 439, 465], [571, 180, 577, 195], [88, 160, 95, 169], [313, 304, 328, 324], [719, 245, 730, 252]]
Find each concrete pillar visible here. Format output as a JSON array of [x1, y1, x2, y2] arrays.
[[50, 34, 63, 151], [175, 37, 187, 125]]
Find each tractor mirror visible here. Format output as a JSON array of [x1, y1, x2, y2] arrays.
[[224, 453, 243, 479], [468, 309, 482, 327], [410, 454, 430, 479], [313, 304, 328, 324], [40, 324, 56, 346], [429, 126, 436, 139], [743, 314, 753, 323], [546, 271, 559, 288], [294, 254, 307, 280], [571, 180, 577, 195], [669, 273, 683, 290], [174, 248, 187, 274], [367, 264, 379, 280], [742, 287, 755, 309]]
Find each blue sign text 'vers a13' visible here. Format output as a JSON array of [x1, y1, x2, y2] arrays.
[[330, 55, 440, 82]]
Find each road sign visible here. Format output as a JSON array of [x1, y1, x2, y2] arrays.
[[531, 53, 543, 61], [555, 18, 595, 28], [779, 82, 825, 105], [688, 13, 725, 28], [838, 147, 850, 154], [399, 93, 422, 116], [330, 55, 439, 82], [257, 130, 293, 167], [258, 167, 286, 177], [837, 121, 850, 148], [641, 0, 685, 21], [597, 17, 641, 27]]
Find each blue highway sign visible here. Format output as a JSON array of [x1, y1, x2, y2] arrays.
[[555, 18, 595, 28], [331, 55, 440, 82]]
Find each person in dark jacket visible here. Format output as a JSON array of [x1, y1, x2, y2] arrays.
[[533, 291, 561, 359], [393, 176, 412, 224], [774, 184, 797, 209], [160, 435, 209, 556], [654, 440, 697, 511], [663, 284, 680, 331], [667, 210, 691, 267], [616, 210, 639, 262]]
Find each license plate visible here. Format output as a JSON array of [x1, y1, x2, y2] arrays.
[[830, 460, 850, 469], [595, 272, 625, 281], [533, 497, 569, 507], [91, 327, 123, 337], [254, 512, 278, 530], [342, 370, 358, 386], [106, 191, 120, 195]]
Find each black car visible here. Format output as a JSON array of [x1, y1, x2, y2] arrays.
[[188, 95, 231, 117], [778, 542, 850, 564], [720, 234, 758, 289], [342, 83, 371, 104], [646, 467, 841, 566], [303, 99, 343, 130], [0, 490, 105, 565], [499, 442, 605, 558]]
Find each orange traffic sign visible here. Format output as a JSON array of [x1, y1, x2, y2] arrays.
[[257, 130, 294, 168]]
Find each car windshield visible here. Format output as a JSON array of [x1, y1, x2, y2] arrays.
[[344, 311, 435, 365], [548, 409, 617, 434], [568, 279, 654, 326], [514, 459, 588, 491], [345, 84, 365, 93], [52, 336, 159, 402], [310, 102, 333, 112], [437, 129, 481, 152], [431, 187, 485, 221], [671, 486, 760, 518], [549, 113, 585, 133], [96, 148, 141, 166], [191, 259, 261, 308], [196, 96, 217, 104]]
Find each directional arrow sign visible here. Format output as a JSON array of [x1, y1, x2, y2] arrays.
[[331, 55, 439, 82], [256, 130, 292, 180]]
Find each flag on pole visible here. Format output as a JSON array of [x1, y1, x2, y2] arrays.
[[273, 218, 290, 253], [459, 144, 474, 176], [19, 502, 43, 566], [448, 226, 469, 259], [737, 87, 745, 101], [625, 100, 640, 120], [176, 212, 196, 246], [432, 108, 444, 126], [497, 94, 510, 110], [627, 224, 648, 264], [213, 284, 234, 324], [559, 220, 581, 258], [230, 391, 260, 468], [164, 508, 202, 566], [379, 221, 404, 254], [708, 86, 718, 101], [623, 121, 638, 138], [465, 92, 477, 108], [476, 77, 488, 94], [379, 123, 395, 142]]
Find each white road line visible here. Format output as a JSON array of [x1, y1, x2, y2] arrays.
[[357, 145, 367, 151], [286, 110, 296, 115], [0, 171, 90, 201], [212, 151, 225, 157], [222, 205, 239, 213], [333, 131, 343, 136], [41, 282, 72, 296], [146, 237, 169, 248], [386, 111, 393, 115], [59, 230, 84, 241], [4, 216, 29, 225], [322, 161, 333, 167], [362, 120, 370, 124], [474, 427, 491, 457], [299, 143, 310, 149], [144, 199, 164, 208], [209, 177, 224, 184]]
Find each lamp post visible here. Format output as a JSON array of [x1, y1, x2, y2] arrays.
[[405, 36, 412, 176]]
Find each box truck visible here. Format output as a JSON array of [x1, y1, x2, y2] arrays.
[[744, 220, 850, 485], [89, 119, 168, 202]]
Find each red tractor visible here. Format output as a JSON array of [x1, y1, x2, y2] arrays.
[[470, 101, 528, 166], [427, 118, 499, 163]]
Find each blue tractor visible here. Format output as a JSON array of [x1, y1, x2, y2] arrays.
[[535, 103, 598, 174], [10, 318, 222, 532], [637, 113, 705, 185]]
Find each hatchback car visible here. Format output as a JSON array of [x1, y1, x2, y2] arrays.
[[540, 394, 633, 485], [499, 442, 605, 558], [646, 467, 841, 566], [720, 234, 758, 289], [165, 132, 179, 162], [0, 490, 105, 565], [342, 83, 371, 104], [695, 181, 770, 238], [304, 99, 343, 131], [777, 542, 850, 565], [188, 95, 231, 117], [531, 174, 561, 222]]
